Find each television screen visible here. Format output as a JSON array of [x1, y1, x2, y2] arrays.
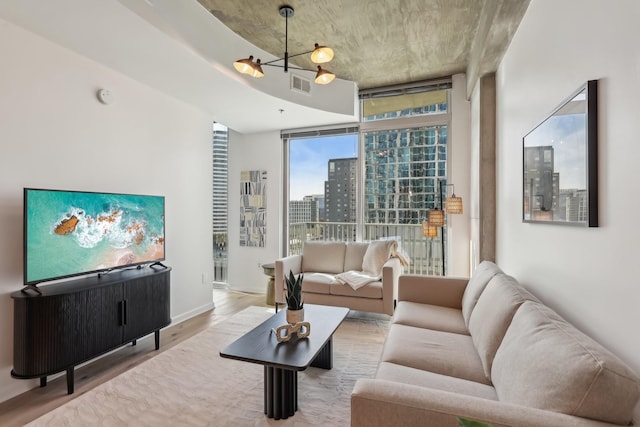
[[24, 188, 165, 285]]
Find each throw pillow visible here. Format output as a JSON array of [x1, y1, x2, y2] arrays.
[[361, 240, 397, 277]]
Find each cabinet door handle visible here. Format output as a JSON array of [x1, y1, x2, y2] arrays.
[[118, 300, 126, 326]]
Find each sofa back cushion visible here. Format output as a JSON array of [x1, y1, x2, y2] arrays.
[[301, 241, 346, 274], [461, 261, 503, 327], [468, 274, 538, 379], [491, 301, 640, 425], [344, 242, 370, 271]]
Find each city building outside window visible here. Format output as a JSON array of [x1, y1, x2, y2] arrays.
[[212, 122, 229, 285]]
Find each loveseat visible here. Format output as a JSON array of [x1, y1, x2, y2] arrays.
[[274, 240, 403, 315], [351, 261, 640, 426]]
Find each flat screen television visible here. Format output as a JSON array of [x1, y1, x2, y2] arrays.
[[24, 188, 165, 287]]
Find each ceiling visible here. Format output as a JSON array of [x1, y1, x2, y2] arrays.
[[0, 0, 529, 134], [198, 0, 530, 91]]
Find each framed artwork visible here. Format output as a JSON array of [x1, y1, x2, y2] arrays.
[[240, 170, 267, 246], [522, 80, 598, 227]]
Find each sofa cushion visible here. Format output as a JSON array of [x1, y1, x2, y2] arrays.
[[468, 274, 539, 379], [362, 240, 396, 276], [330, 281, 383, 299], [301, 241, 346, 274], [376, 362, 498, 400], [380, 324, 490, 385], [491, 301, 640, 425], [300, 272, 338, 295], [344, 242, 370, 272], [393, 301, 468, 335], [461, 261, 503, 327]]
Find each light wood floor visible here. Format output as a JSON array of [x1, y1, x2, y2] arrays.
[[0, 288, 268, 427]]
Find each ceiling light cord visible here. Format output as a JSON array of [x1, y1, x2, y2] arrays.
[[284, 6, 289, 72]]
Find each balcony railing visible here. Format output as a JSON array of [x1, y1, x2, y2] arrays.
[[213, 222, 444, 284], [289, 222, 443, 276]]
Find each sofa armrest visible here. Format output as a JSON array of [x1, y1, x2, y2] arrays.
[[397, 274, 469, 309], [381, 257, 402, 315], [275, 255, 302, 304], [351, 379, 618, 427]]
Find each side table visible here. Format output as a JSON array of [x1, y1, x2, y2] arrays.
[[261, 262, 275, 306]]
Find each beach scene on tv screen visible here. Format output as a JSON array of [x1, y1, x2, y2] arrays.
[[26, 190, 165, 283]]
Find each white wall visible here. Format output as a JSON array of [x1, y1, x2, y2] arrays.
[[0, 19, 215, 402], [227, 130, 282, 294], [449, 74, 472, 277], [469, 81, 481, 269], [494, 0, 640, 389]]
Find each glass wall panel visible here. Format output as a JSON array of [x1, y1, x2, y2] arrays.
[[212, 123, 229, 285], [362, 89, 448, 121], [363, 126, 447, 225]]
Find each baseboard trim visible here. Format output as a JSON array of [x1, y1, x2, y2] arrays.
[[171, 302, 215, 325]]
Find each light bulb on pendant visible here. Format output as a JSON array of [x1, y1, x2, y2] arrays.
[[315, 66, 335, 85], [311, 43, 334, 64]]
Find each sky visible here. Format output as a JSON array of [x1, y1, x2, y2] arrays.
[[525, 113, 587, 190], [289, 134, 358, 200]]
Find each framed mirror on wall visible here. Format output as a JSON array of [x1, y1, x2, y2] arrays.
[[522, 80, 598, 227]]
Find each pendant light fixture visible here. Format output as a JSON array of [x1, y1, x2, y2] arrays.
[[427, 209, 445, 227], [445, 184, 463, 214], [422, 221, 438, 238], [233, 5, 336, 85]]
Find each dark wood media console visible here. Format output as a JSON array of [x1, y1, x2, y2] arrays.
[[11, 266, 171, 394]]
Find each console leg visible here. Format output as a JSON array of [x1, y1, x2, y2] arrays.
[[66, 367, 74, 394], [132, 339, 137, 346], [40, 377, 47, 388], [155, 330, 160, 350]]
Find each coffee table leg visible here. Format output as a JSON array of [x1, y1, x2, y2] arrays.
[[264, 366, 297, 419], [311, 336, 333, 369]]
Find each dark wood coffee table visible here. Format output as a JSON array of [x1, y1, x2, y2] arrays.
[[220, 304, 349, 420]]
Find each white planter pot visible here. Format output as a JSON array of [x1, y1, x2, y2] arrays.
[[286, 308, 304, 325]]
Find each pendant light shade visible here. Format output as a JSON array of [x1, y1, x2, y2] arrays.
[[233, 56, 264, 78], [422, 221, 438, 238], [428, 209, 445, 227], [445, 194, 463, 214], [233, 57, 254, 75], [314, 66, 335, 85], [311, 44, 334, 64]]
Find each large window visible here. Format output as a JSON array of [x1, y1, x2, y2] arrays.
[[283, 82, 451, 275], [286, 133, 359, 252], [363, 125, 447, 224], [212, 123, 229, 285]]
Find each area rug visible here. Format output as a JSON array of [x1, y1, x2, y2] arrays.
[[28, 306, 390, 426]]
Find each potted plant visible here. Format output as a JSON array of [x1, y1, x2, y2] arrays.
[[284, 270, 304, 324]]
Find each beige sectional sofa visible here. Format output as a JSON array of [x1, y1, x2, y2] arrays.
[[351, 261, 640, 426], [275, 240, 403, 315]]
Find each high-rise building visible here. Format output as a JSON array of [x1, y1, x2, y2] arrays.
[[562, 189, 588, 222], [304, 194, 325, 222], [289, 199, 318, 224], [364, 126, 447, 224], [524, 145, 559, 220], [325, 158, 357, 222], [212, 123, 229, 234]]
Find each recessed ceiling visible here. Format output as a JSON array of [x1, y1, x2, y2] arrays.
[[198, 0, 530, 91]]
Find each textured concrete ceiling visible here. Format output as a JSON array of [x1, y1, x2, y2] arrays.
[[198, 0, 529, 90]]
